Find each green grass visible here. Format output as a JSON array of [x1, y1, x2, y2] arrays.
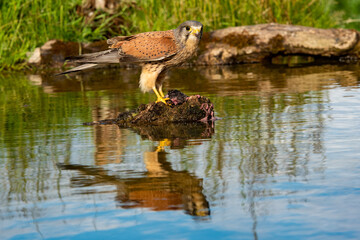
[[0, 0, 129, 70], [128, 0, 338, 33], [0, 0, 355, 70], [334, 0, 360, 30]]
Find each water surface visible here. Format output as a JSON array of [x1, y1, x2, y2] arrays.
[[1, 64, 360, 239]]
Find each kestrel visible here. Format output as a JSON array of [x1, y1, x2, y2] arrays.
[[58, 21, 203, 104]]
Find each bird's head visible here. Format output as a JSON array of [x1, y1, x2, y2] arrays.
[[174, 20, 203, 47]]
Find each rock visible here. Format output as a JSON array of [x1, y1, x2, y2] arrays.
[[84, 90, 216, 126], [27, 40, 79, 67], [83, 0, 121, 14], [197, 23, 360, 65], [27, 47, 41, 64]]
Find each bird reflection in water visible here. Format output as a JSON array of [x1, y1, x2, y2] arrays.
[[58, 122, 213, 218]]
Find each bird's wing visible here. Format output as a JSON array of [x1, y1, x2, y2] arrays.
[[108, 30, 178, 63], [107, 35, 135, 46]]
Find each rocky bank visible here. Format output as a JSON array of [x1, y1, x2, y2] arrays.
[[28, 23, 360, 69]]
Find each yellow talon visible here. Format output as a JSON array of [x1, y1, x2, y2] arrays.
[[153, 86, 170, 105], [156, 96, 170, 104]]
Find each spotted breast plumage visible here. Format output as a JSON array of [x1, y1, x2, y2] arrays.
[[58, 21, 203, 104]]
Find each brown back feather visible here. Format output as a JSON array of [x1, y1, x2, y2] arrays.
[[107, 30, 178, 62]]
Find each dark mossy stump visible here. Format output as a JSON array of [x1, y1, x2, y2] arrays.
[[84, 90, 215, 127]]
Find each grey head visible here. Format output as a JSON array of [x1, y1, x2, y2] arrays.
[[173, 20, 203, 46]]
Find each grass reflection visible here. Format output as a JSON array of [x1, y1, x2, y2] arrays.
[[0, 72, 93, 205]]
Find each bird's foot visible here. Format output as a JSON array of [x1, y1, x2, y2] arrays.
[[155, 138, 172, 152], [156, 96, 170, 105]]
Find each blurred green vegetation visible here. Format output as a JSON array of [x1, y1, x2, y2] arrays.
[[0, 0, 130, 70], [129, 0, 337, 32], [0, 0, 358, 70], [334, 0, 360, 30]]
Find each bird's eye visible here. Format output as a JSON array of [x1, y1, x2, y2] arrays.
[[186, 26, 191, 31]]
